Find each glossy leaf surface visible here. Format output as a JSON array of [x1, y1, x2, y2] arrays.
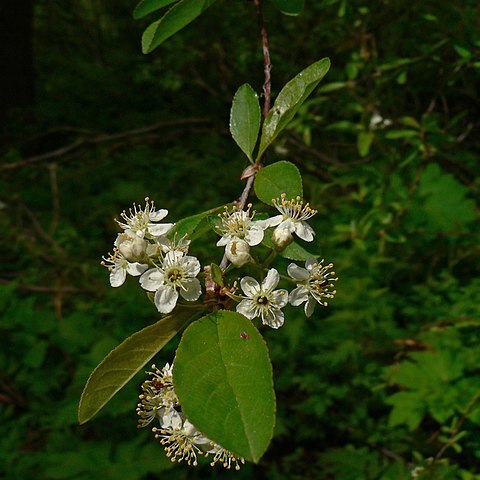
[[78, 312, 194, 424], [173, 311, 275, 462], [142, 0, 217, 53], [133, 0, 178, 19], [254, 160, 303, 205], [230, 84, 261, 161], [257, 58, 330, 158]]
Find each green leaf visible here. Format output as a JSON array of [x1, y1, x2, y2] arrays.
[[170, 205, 223, 240], [142, 0, 217, 53], [133, 0, 178, 20], [78, 311, 195, 424], [357, 131, 374, 157], [257, 58, 330, 158], [270, 0, 305, 16], [173, 311, 276, 462], [230, 84, 261, 161], [254, 160, 303, 205], [386, 392, 426, 430], [210, 263, 224, 287], [408, 164, 476, 232]]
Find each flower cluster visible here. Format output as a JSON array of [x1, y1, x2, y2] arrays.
[[102, 198, 201, 314], [213, 194, 337, 327], [137, 363, 245, 470], [104, 195, 337, 468], [103, 195, 338, 325]]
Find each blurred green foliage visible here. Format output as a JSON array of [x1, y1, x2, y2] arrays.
[[1, 0, 479, 478]]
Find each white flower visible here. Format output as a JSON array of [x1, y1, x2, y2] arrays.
[[370, 111, 392, 130], [136, 363, 178, 428], [139, 251, 202, 313], [206, 443, 245, 470], [262, 194, 317, 246], [152, 410, 210, 466], [288, 258, 337, 317], [225, 239, 251, 267], [216, 204, 266, 247], [115, 197, 174, 239], [236, 269, 288, 329], [101, 248, 148, 287], [115, 233, 148, 262], [146, 234, 191, 259]]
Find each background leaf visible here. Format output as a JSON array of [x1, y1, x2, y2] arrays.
[[254, 160, 303, 204], [142, 0, 217, 53], [270, 0, 305, 16], [173, 311, 276, 462], [133, 0, 178, 20], [357, 131, 374, 157], [230, 84, 261, 161], [78, 311, 195, 424], [257, 58, 330, 158]]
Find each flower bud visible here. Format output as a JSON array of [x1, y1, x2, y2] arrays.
[[225, 239, 251, 267], [117, 234, 148, 262], [271, 225, 293, 251]]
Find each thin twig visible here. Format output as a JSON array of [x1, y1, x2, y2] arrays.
[[48, 163, 60, 236], [19, 201, 65, 254], [219, 1, 272, 269], [253, 0, 272, 117], [0, 118, 213, 171]]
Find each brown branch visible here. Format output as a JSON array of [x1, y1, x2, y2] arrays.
[[19, 201, 65, 254], [0, 280, 93, 294], [0, 118, 213, 172], [253, 0, 272, 117]]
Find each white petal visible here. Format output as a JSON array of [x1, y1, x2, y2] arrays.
[[160, 408, 182, 429], [154, 286, 179, 314], [287, 263, 310, 281], [305, 257, 318, 270], [126, 262, 149, 276], [236, 299, 256, 319], [179, 278, 202, 301], [130, 228, 145, 239], [182, 256, 201, 277], [245, 225, 264, 246], [289, 285, 309, 306], [149, 209, 169, 221], [272, 289, 289, 308], [305, 297, 317, 317], [255, 215, 283, 229], [139, 269, 164, 292], [262, 268, 280, 292], [294, 221, 315, 242], [216, 235, 230, 247], [263, 309, 284, 329], [164, 250, 183, 264], [148, 223, 174, 237], [110, 266, 126, 287], [278, 218, 295, 233], [240, 276, 260, 297]]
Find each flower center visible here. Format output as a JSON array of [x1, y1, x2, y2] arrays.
[[256, 295, 269, 305], [218, 205, 255, 238], [167, 268, 183, 283]]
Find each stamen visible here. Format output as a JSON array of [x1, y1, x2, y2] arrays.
[[272, 194, 317, 221]]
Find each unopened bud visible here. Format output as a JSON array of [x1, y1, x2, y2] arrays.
[[117, 234, 148, 261], [271, 226, 293, 251], [225, 239, 251, 267]]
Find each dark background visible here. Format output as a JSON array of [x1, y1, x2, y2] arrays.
[[1, 1, 479, 478]]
